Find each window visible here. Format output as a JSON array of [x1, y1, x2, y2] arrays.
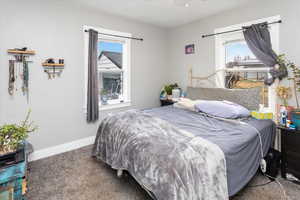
[[84, 26, 131, 110], [98, 40, 124, 105], [215, 16, 280, 112]]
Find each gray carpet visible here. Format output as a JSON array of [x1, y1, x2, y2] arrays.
[[26, 145, 300, 200]]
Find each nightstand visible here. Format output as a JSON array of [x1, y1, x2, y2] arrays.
[[160, 99, 176, 107], [278, 126, 300, 179]]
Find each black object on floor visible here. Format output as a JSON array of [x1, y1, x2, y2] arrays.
[[264, 148, 281, 180]]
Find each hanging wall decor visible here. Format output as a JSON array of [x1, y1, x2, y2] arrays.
[[42, 58, 65, 79], [7, 48, 35, 100], [185, 44, 195, 54]]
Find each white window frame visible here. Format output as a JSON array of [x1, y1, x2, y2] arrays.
[[83, 26, 131, 111], [214, 15, 281, 113]]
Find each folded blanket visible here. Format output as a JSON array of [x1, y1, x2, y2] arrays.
[[92, 110, 228, 200]]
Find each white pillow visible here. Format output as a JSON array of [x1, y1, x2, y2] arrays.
[[194, 100, 250, 119], [174, 98, 200, 112]]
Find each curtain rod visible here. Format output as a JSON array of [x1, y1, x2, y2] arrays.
[[202, 20, 282, 38], [84, 29, 143, 41]]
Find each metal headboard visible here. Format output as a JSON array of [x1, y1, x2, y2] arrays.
[[188, 68, 224, 88], [188, 67, 269, 106]]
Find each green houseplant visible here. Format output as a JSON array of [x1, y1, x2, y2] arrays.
[[277, 54, 300, 129], [277, 54, 300, 109], [164, 85, 173, 96], [100, 88, 109, 105], [0, 110, 37, 155], [163, 83, 179, 99]]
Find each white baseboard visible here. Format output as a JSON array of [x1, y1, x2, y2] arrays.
[[29, 136, 95, 162]]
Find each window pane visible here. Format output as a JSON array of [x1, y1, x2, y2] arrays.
[[225, 41, 263, 68], [99, 41, 123, 54], [224, 41, 268, 107], [225, 72, 269, 107], [98, 40, 124, 105], [99, 72, 123, 105]]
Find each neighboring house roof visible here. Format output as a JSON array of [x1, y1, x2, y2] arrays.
[[226, 61, 264, 68], [98, 51, 122, 69]]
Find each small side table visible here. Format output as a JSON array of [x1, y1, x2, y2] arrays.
[[0, 142, 32, 200], [277, 126, 300, 179], [160, 99, 176, 107]]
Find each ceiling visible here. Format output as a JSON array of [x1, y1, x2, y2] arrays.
[[74, 0, 254, 28]]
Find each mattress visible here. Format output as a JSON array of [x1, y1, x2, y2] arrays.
[[143, 106, 276, 196]]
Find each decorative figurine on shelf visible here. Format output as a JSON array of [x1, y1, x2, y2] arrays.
[[45, 58, 55, 64], [276, 86, 292, 107]]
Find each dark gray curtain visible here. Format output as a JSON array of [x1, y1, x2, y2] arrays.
[[243, 22, 287, 85], [87, 29, 99, 122]]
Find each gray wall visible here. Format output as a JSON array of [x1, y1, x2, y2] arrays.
[[0, 0, 168, 150], [167, 0, 300, 107]]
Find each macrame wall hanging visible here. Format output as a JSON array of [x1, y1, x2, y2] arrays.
[[7, 48, 35, 101]]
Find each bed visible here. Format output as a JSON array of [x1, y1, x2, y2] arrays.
[[92, 87, 276, 200]]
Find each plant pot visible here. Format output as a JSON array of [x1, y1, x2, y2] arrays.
[[167, 95, 172, 100], [0, 144, 25, 168]]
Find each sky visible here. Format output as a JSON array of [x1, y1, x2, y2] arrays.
[[225, 41, 256, 63], [98, 41, 123, 54]]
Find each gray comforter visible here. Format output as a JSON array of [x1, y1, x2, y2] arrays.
[[144, 106, 276, 196], [93, 110, 228, 200]]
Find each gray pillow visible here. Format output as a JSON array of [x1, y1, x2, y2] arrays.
[[187, 87, 260, 110], [194, 100, 251, 119]]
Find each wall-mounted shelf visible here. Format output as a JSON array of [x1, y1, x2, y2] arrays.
[[42, 60, 65, 79], [42, 63, 64, 67], [7, 50, 35, 55]]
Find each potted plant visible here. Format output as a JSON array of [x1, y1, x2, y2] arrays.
[[0, 110, 37, 156], [277, 54, 300, 108], [163, 83, 179, 100], [164, 85, 173, 100], [100, 89, 109, 105], [277, 54, 300, 128]]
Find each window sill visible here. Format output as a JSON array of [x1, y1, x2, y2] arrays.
[[99, 101, 131, 111]]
